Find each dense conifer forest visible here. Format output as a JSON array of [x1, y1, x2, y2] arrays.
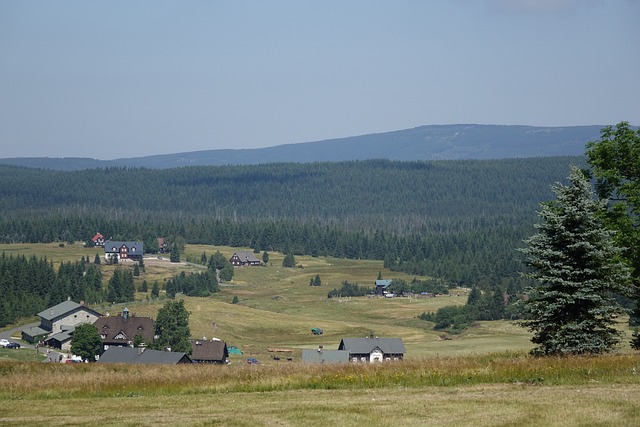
[[0, 157, 585, 326]]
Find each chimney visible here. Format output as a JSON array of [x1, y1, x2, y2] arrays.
[[317, 345, 323, 352], [123, 307, 129, 320]]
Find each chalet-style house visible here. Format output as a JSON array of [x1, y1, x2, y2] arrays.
[[91, 232, 106, 247], [157, 237, 169, 253], [229, 251, 261, 267], [21, 299, 102, 344], [104, 241, 144, 262], [302, 346, 350, 364], [338, 337, 406, 363], [97, 346, 192, 365], [190, 339, 229, 364], [93, 307, 155, 353], [375, 279, 393, 296]]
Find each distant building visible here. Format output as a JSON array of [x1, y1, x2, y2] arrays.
[[157, 237, 169, 253], [93, 307, 155, 353], [91, 232, 105, 247], [302, 346, 350, 364], [229, 251, 261, 267], [190, 339, 229, 364], [375, 279, 393, 296], [97, 346, 192, 365], [338, 337, 406, 363], [104, 241, 144, 262], [21, 299, 102, 344]]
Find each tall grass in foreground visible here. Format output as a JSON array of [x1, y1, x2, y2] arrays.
[[1, 352, 638, 400]]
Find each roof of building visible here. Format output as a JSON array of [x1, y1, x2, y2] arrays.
[[37, 300, 102, 322], [93, 314, 155, 345], [190, 339, 228, 362], [97, 347, 192, 364], [22, 325, 51, 339], [45, 326, 76, 344], [375, 279, 393, 288], [104, 241, 144, 255], [338, 337, 406, 354], [92, 232, 105, 242], [301, 348, 350, 364], [230, 251, 260, 263]]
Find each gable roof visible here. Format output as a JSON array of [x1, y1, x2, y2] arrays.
[[38, 300, 102, 321], [375, 279, 393, 288], [104, 241, 144, 256], [231, 251, 260, 263], [191, 339, 228, 362], [45, 326, 76, 345], [97, 347, 191, 364], [92, 232, 105, 242], [93, 314, 155, 344], [338, 337, 406, 354]]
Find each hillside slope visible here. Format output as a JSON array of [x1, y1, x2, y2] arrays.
[[0, 124, 603, 170]]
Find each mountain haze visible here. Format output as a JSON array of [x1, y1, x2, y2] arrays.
[[0, 124, 604, 170]]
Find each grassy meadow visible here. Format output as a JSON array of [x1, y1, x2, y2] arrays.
[[1, 243, 640, 425]]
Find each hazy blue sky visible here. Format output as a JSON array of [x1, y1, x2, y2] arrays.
[[1, 0, 638, 160]]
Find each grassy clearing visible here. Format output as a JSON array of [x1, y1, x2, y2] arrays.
[[2, 243, 640, 425], [0, 354, 639, 426]]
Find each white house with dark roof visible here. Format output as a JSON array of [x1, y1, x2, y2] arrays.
[[22, 300, 102, 343], [338, 337, 406, 363]]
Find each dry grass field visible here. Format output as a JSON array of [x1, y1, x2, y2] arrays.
[[1, 243, 639, 425]]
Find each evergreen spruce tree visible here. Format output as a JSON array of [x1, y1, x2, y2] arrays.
[[282, 252, 296, 268], [151, 281, 160, 298], [519, 166, 630, 355], [94, 252, 101, 265]]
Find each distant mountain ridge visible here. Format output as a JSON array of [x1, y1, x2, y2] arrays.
[[0, 124, 605, 170]]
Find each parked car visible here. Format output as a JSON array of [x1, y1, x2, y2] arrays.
[[5, 342, 20, 349], [0, 339, 10, 347]]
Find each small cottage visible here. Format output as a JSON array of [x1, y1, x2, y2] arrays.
[[229, 251, 261, 267], [190, 339, 229, 364], [338, 337, 406, 363]]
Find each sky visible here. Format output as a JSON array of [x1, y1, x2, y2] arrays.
[[1, 0, 639, 160]]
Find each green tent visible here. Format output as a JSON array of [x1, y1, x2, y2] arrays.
[[228, 346, 243, 355]]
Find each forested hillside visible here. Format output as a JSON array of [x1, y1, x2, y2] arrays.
[[0, 124, 602, 170], [0, 157, 585, 298]]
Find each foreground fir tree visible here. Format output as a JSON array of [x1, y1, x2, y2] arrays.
[[519, 166, 630, 356]]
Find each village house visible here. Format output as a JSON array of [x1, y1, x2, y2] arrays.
[[190, 339, 229, 364], [157, 237, 169, 253], [375, 279, 393, 296], [229, 251, 261, 267], [93, 307, 155, 353], [97, 346, 192, 365], [104, 241, 144, 262], [338, 337, 406, 363], [21, 299, 102, 344], [91, 232, 105, 247]]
